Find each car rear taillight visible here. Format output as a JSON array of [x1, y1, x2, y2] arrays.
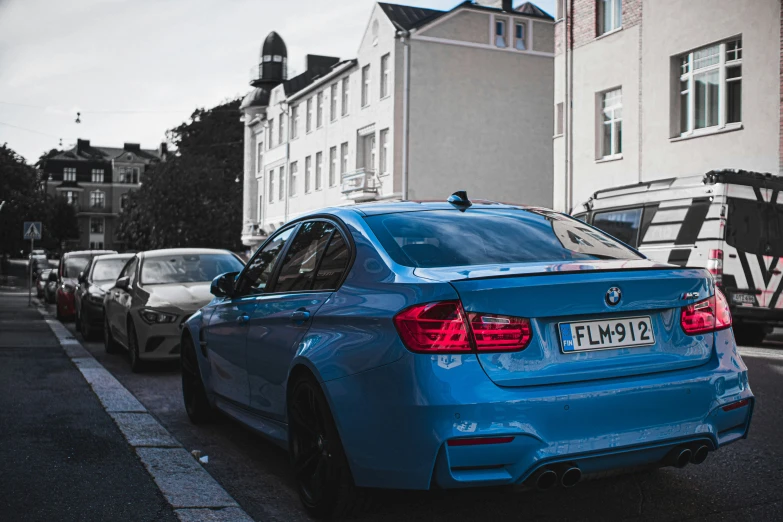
[[681, 289, 732, 335], [393, 301, 532, 353], [708, 249, 723, 286]]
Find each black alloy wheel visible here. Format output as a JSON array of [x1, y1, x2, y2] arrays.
[[181, 335, 215, 423], [127, 320, 144, 373], [288, 375, 367, 519]]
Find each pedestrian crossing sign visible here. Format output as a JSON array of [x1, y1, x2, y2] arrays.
[[23, 222, 42, 240]]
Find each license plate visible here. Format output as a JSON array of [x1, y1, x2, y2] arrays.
[[559, 316, 655, 353], [731, 293, 756, 305]]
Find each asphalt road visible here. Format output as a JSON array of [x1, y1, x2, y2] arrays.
[[39, 298, 782, 522]]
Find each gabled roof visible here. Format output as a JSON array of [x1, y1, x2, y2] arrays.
[[515, 2, 554, 20], [50, 144, 161, 163], [378, 2, 446, 31]]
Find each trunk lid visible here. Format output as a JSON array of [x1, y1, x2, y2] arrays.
[[416, 260, 714, 387]]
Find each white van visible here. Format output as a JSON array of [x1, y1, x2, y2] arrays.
[[572, 170, 783, 345]]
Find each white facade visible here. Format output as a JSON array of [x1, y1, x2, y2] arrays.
[[242, 2, 555, 248]]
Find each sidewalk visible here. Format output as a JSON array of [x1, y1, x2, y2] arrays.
[[0, 292, 178, 522]]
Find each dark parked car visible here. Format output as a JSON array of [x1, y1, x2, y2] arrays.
[[75, 253, 133, 340], [44, 270, 58, 304], [36, 269, 53, 298], [56, 250, 117, 320]]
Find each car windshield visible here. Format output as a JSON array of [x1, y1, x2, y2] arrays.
[[91, 259, 130, 282], [726, 198, 783, 257], [364, 209, 642, 268], [63, 256, 91, 278], [140, 253, 244, 285]]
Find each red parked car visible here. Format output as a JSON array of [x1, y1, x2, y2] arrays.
[[56, 250, 116, 320]]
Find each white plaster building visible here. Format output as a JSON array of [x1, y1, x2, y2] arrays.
[[241, 0, 555, 248]]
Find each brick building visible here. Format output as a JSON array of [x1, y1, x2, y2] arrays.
[[43, 139, 167, 251], [553, 0, 782, 211]]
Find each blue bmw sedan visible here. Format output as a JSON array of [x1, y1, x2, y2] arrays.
[[181, 194, 753, 519]]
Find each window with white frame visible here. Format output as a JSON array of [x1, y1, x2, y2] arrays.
[[90, 217, 104, 234], [379, 129, 389, 175], [120, 193, 129, 212], [381, 54, 390, 98], [329, 146, 337, 187], [678, 38, 742, 135], [597, 0, 622, 36], [556, 102, 564, 136], [342, 77, 350, 116], [340, 142, 348, 175], [278, 115, 285, 145], [361, 65, 370, 107], [65, 191, 77, 205], [305, 156, 312, 193], [289, 161, 298, 196], [91, 169, 104, 183], [600, 89, 622, 158], [257, 142, 263, 172], [278, 167, 285, 201], [515, 22, 527, 51], [330, 84, 338, 121], [315, 151, 323, 190], [269, 172, 274, 203], [495, 19, 507, 47], [306, 98, 313, 132], [269, 118, 275, 148], [90, 190, 105, 209], [63, 167, 76, 182], [291, 105, 299, 139], [317, 91, 324, 128]]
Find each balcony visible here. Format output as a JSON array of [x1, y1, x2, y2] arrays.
[[341, 168, 378, 202]]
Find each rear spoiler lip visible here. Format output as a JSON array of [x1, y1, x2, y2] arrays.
[[418, 265, 710, 283]]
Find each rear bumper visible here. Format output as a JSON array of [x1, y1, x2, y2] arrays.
[[323, 328, 752, 490], [731, 306, 783, 327]]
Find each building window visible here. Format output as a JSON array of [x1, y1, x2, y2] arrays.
[[515, 23, 527, 51], [678, 38, 742, 135], [257, 142, 263, 172], [306, 98, 313, 132], [361, 65, 370, 107], [380, 54, 390, 98], [600, 89, 622, 158], [258, 193, 263, 220], [341, 77, 350, 116], [64, 191, 77, 205], [90, 190, 105, 209], [269, 172, 274, 203], [63, 167, 76, 182], [269, 118, 275, 148], [119, 193, 129, 211], [278, 167, 285, 201], [329, 146, 337, 187], [597, 0, 622, 36], [340, 142, 348, 175], [305, 156, 312, 193], [555, 102, 564, 136], [91, 169, 104, 183], [291, 105, 299, 139], [90, 217, 104, 234], [317, 91, 324, 128], [289, 161, 298, 197], [379, 129, 389, 175], [278, 115, 285, 145], [495, 20, 507, 47], [315, 152, 323, 190], [120, 167, 140, 184], [330, 84, 338, 121], [89, 241, 104, 250]]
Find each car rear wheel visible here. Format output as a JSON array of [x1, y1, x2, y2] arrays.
[[181, 335, 215, 424], [104, 317, 121, 354], [127, 320, 144, 373], [288, 374, 369, 519]]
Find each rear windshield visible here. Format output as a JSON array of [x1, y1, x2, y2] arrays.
[[726, 198, 783, 257], [141, 253, 244, 285], [365, 209, 642, 268], [91, 259, 130, 282], [63, 256, 91, 278]]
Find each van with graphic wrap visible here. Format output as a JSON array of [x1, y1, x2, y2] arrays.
[[572, 170, 783, 345]]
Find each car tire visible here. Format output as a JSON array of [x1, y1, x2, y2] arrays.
[[104, 317, 121, 354], [127, 320, 144, 373], [734, 325, 765, 347], [288, 374, 370, 519], [181, 335, 215, 424]]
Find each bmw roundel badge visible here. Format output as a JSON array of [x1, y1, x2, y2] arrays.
[[605, 287, 622, 306]]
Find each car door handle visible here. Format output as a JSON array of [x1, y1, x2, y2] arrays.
[[291, 309, 311, 322], [236, 313, 250, 325]]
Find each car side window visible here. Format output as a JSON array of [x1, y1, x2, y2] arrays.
[[592, 207, 643, 247], [240, 228, 294, 294], [119, 257, 138, 286], [275, 221, 335, 293], [312, 232, 350, 291]]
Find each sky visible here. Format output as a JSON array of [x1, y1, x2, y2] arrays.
[[0, 0, 554, 163]]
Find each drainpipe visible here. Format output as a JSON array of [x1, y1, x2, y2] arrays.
[[400, 30, 411, 201], [282, 101, 291, 223]]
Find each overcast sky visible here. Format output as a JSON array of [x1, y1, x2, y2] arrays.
[[0, 0, 554, 163]]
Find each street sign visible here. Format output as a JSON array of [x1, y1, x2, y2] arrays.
[[23, 222, 42, 240]]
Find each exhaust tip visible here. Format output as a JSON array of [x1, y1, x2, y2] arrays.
[[675, 448, 692, 468], [691, 445, 709, 465], [536, 469, 557, 490], [560, 466, 582, 488]]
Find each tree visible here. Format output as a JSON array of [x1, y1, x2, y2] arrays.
[[0, 143, 46, 260], [117, 99, 243, 251]]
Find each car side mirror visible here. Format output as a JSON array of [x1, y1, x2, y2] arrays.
[[48, 272, 57, 283], [211, 272, 238, 298], [115, 276, 130, 291]]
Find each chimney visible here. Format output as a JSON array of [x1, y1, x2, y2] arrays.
[[123, 143, 141, 152], [158, 142, 168, 160], [76, 139, 90, 154], [503, 0, 513, 11]]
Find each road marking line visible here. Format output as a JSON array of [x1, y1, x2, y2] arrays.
[[36, 303, 255, 522], [738, 347, 783, 361]]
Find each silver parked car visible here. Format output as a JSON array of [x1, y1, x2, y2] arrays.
[[103, 248, 245, 372]]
